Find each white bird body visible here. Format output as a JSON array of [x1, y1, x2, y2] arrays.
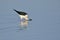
[[19, 15, 28, 21]]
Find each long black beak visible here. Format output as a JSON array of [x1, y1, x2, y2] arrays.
[[28, 19, 32, 21]]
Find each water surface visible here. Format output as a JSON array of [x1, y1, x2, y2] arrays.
[[0, 0, 60, 40]]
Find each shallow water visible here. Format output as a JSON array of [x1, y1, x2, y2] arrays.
[[0, 0, 60, 40]]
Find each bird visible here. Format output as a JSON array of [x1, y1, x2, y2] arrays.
[[13, 9, 32, 21]]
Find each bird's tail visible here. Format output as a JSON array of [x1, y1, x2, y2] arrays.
[[13, 9, 20, 14]]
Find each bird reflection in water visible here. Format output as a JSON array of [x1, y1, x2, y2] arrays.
[[19, 20, 28, 30]]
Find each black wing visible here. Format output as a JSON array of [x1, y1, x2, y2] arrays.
[[13, 9, 27, 15]]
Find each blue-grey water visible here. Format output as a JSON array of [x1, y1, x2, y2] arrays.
[[0, 0, 60, 40]]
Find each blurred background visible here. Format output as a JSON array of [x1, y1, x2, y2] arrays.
[[0, 0, 60, 40]]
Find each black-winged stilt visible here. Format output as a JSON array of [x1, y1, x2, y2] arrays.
[[13, 9, 32, 21]]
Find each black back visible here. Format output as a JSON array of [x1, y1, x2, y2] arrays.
[[13, 9, 27, 15]]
